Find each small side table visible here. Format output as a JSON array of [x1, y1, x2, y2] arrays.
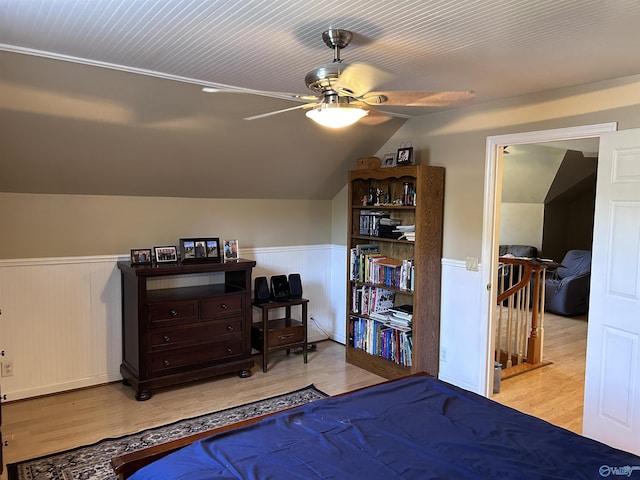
[[251, 298, 309, 372]]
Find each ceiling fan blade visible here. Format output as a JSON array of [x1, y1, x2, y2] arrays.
[[358, 109, 395, 126], [334, 63, 394, 98], [244, 102, 319, 121], [202, 84, 318, 103], [362, 90, 475, 107]]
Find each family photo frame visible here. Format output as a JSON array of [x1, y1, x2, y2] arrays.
[[154, 245, 178, 264], [180, 237, 221, 263], [381, 152, 396, 168], [130, 248, 152, 265], [396, 146, 414, 166], [223, 239, 239, 261]]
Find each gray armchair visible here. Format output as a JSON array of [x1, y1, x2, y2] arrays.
[[544, 249, 591, 316]]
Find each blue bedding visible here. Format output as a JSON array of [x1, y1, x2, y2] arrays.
[[130, 376, 640, 479]]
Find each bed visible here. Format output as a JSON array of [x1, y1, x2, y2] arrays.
[[111, 374, 640, 479]]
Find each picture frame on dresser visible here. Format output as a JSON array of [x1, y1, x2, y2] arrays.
[[154, 245, 178, 263], [224, 239, 239, 261], [131, 248, 152, 265], [180, 238, 221, 262], [206, 239, 221, 259], [116, 258, 257, 400]]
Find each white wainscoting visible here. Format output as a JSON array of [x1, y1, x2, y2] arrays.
[[438, 259, 486, 395], [0, 250, 487, 400], [244, 245, 344, 344], [0, 256, 123, 401], [0, 245, 343, 401]]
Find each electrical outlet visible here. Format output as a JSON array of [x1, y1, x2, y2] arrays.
[[2, 361, 13, 377]]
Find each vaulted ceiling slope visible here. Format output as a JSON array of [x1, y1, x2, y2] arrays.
[[1, 1, 640, 200]]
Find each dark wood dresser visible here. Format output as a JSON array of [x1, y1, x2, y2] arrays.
[[117, 259, 256, 400]]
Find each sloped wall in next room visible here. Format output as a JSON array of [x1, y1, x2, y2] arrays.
[[541, 150, 597, 262]]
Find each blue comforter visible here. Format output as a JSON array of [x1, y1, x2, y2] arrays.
[[131, 376, 640, 479]]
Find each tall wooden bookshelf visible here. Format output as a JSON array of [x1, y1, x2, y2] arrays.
[[346, 165, 444, 378]]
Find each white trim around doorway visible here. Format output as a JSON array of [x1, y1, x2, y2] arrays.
[[479, 122, 618, 397]]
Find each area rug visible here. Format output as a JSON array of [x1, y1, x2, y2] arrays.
[[7, 384, 328, 480]]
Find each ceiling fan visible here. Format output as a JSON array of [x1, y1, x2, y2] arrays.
[[240, 29, 475, 128]]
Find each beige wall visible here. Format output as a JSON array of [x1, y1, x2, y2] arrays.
[[0, 193, 331, 258], [5, 74, 640, 260], [499, 203, 544, 251], [331, 184, 348, 246], [371, 73, 640, 261]]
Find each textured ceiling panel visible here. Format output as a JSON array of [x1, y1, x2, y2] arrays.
[[2, 0, 640, 103], [1, 1, 639, 200]]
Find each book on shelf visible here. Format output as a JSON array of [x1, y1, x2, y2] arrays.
[[349, 315, 413, 366], [389, 304, 413, 316], [368, 310, 412, 332], [394, 225, 415, 242], [399, 259, 414, 291], [378, 217, 402, 239], [397, 232, 415, 241], [351, 286, 395, 315], [349, 246, 413, 291], [359, 210, 391, 236], [349, 244, 380, 281]]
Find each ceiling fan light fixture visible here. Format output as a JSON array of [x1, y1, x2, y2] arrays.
[[305, 103, 368, 128]]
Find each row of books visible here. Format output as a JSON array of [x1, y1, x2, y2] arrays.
[[349, 244, 414, 291], [351, 286, 395, 315], [349, 316, 413, 366], [359, 210, 402, 238]]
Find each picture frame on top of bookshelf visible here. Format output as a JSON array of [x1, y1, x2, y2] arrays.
[[346, 164, 444, 379]]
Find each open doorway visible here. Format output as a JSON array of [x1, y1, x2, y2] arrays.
[[479, 123, 618, 422], [491, 139, 598, 433]]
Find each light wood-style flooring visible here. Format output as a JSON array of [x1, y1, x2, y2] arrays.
[[492, 311, 588, 434], [1, 316, 587, 479], [1, 341, 385, 479]]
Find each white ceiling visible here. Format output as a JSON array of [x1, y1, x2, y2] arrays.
[[1, 0, 640, 199]]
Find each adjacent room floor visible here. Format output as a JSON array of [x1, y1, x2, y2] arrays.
[[492, 311, 588, 434]]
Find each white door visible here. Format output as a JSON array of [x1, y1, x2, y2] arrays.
[[583, 128, 640, 455]]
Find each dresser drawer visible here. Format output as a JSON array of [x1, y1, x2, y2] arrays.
[[201, 295, 244, 319], [148, 341, 245, 375], [149, 319, 243, 351], [147, 300, 198, 326]]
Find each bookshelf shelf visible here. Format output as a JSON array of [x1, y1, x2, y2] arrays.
[[345, 165, 444, 379], [351, 235, 415, 244]]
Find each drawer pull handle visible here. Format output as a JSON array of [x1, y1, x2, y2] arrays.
[[162, 335, 171, 342], [278, 334, 295, 340], [170, 309, 178, 317], [221, 303, 228, 310], [226, 325, 234, 331], [163, 360, 171, 367], [226, 347, 233, 353]]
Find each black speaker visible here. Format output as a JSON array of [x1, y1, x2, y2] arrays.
[[270, 275, 290, 302], [254, 276, 270, 304], [289, 273, 303, 299]]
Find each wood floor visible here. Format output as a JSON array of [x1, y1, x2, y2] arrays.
[[0, 341, 385, 479], [492, 311, 588, 435], [1, 317, 587, 479]]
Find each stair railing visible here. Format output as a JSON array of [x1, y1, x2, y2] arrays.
[[495, 257, 549, 372]]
